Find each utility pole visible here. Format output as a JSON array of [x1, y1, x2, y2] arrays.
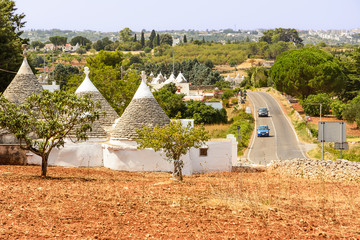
[[172, 48, 175, 73]]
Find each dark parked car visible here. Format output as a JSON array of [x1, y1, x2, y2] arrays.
[[258, 107, 268, 117]]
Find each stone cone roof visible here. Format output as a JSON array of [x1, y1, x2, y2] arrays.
[[84, 120, 107, 139], [75, 67, 119, 130], [68, 120, 107, 139], [176, 72, 187, 83], [111, 79, 170, 141], [3, 57, 43, 106]]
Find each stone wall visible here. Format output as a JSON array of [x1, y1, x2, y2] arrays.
[[269, 158, 360, 181], [0, 145, 27, 165]]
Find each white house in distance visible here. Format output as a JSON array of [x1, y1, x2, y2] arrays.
[[150, 71, 190, 95]]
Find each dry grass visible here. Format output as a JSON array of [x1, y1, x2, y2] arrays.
[[1, 166, 360, 239], [204, 123, 231, 138]]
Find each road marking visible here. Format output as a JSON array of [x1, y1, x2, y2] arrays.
[[247, 93, 257, 163], [264, 92, 308, 159]]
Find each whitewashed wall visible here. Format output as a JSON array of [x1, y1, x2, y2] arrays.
[[26, 136, 236, 175], [103, 144, 174, 173], [190, 139, 233, 173], [26, 140, 105, 167]]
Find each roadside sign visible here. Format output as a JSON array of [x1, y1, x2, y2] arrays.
[[237, 126, 241, 130], [334, 142, 349, 150], [245, 106, 251, 114], [318, 122, 346, 143]]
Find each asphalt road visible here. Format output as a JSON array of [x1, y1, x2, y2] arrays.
[[247, 91, 307, 165]]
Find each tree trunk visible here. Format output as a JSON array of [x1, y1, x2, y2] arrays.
[[173, 159, 183, 181], [41, 155, 48, 177]]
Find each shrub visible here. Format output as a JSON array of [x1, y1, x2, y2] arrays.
[[331, 99, 345, 119], [144, 47, 151, 53], [343, 95, 360, 128], [302, 93, 331, 116], [231, 98, 238, 105]]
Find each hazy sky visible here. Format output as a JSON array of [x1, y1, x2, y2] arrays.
[[15, 0, 360, 32]]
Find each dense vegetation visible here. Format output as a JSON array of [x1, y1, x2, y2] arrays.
[[270, 48, 346, 98], [0, 0, 27, 92]]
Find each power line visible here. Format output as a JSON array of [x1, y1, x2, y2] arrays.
[[0, 68, 17, 74]]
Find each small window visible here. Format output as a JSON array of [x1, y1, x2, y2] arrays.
[[200, 148, 208, 156]]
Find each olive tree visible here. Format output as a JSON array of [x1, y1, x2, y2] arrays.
[[136, 121, 209, 181], [0, 90, 100, 177]]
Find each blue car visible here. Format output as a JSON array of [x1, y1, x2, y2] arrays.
[[257, 125, 270, 137]]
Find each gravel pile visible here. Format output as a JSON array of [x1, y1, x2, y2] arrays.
[[269, 158, 360, 181]]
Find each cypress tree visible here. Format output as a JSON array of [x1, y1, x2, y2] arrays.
[[156, 34, 160, 46], [141, 31, 145, 47], [183, 34, 187, 43], [134, 34, 137, 42], [149, 30, 156, 43]]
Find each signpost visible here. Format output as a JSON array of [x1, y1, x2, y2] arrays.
[[318, 122, 347, 160], [237, 126, 241, 143]]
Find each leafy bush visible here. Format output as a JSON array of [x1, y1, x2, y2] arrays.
[[302, 93, 331, 116], [227, 110, 254, 150], [221, 89, 234, 100], [331, 99, 345, 119], [185, 100, 227, 124], [144, 47, 151, 53], [343, 95, 360, 128], [231, 98, 238, 105]]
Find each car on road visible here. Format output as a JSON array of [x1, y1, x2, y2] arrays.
[[258, 107, 269, 117], [257, 125, 270, 137]]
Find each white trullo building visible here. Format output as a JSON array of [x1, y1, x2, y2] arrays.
[[75, 67, 119, 133], [21, 69, 236, 174]]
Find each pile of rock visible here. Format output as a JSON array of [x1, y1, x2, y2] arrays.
[[269, 158, 360, 181]]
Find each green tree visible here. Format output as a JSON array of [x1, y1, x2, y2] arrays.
[[70, 36, 91, 47], [339, 48, 360, 101], [153, 83, 186, 118], [331, 99, 346, 120], [0, 91, 100, 177], [260, 28, 303, 45], [53, 63, 80, 88], [156, 34, 160, 46], [140, 31, 145, 47], [65, 51, 140, 115], [270, 48, 346, 98], [302, 93, 332, 116], [160, 34, 173, 46], [136, 121, 209, 181], [49, 36, 67, 46], [0, 0, 26, 92], [30, 40, 45, 49], [119, 27, 133, 43], [343, 95, 360, 128], [183, 35, 187, 43], [185, 100, 227, 124], [149, 30, 156, 43]]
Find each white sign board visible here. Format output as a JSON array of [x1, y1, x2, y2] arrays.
[[245, 106, 251, 114], [318, 122, 346, 143]]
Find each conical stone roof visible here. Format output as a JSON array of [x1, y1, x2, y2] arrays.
[[75, 67, 119, 130], [111, 71, 170, 141], [3, 57, 43, 106], [176, 72, 187, 83]]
